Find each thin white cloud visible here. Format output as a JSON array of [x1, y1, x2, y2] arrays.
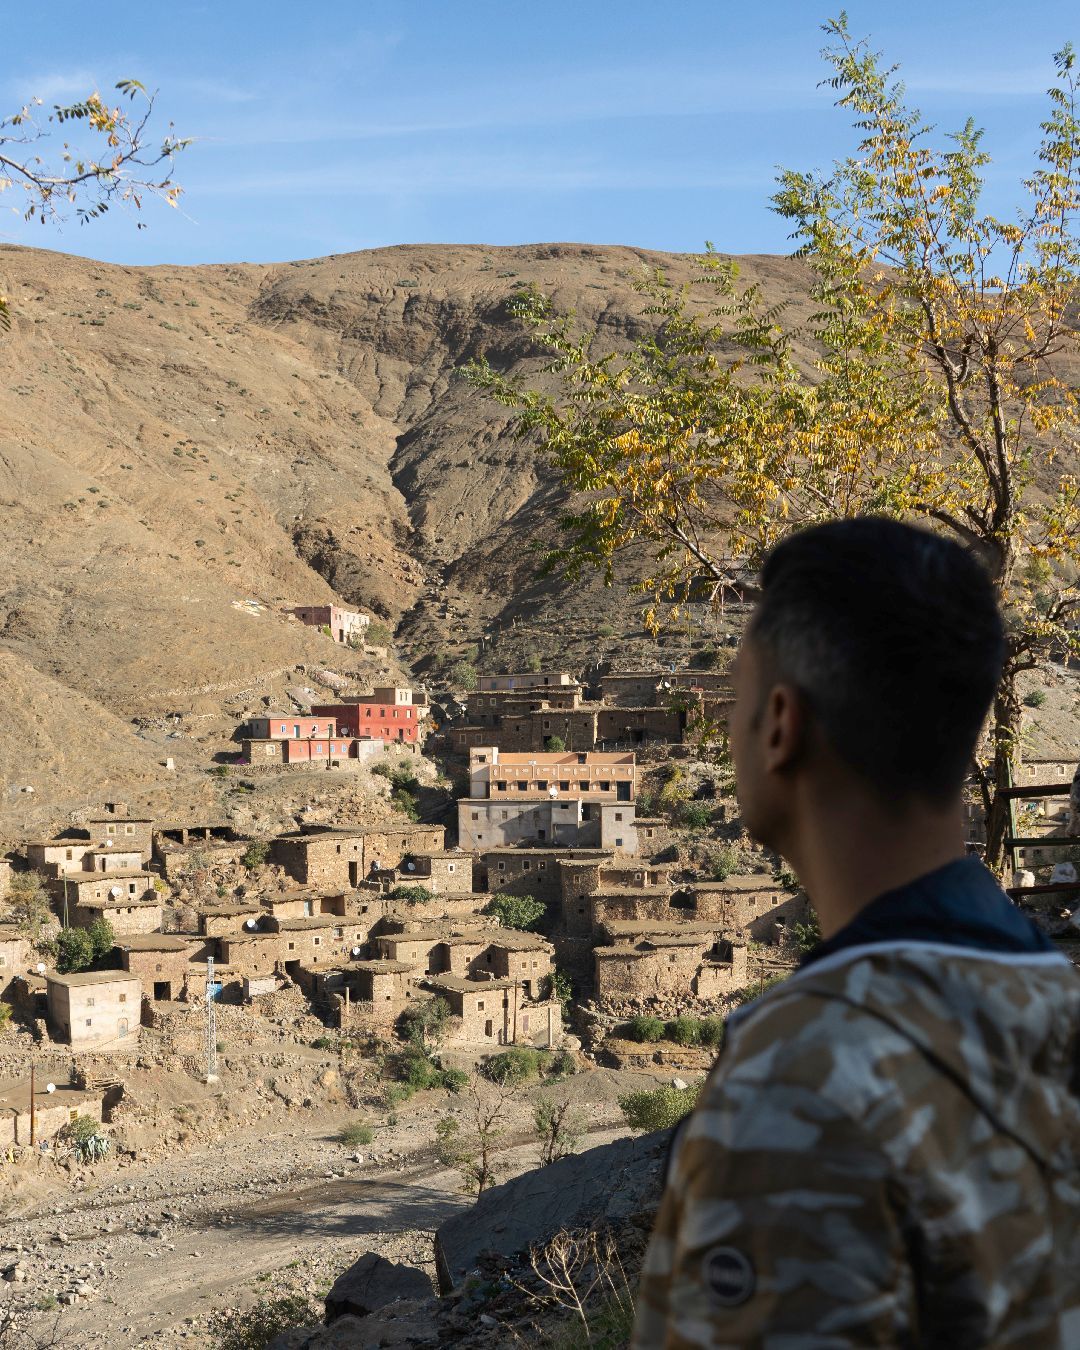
[[7, 68, 101, 105]]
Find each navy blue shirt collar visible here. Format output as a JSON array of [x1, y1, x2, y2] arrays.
[[800, 855, 1055, 970]]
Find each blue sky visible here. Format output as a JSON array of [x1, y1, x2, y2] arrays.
[[4, 0, 1076, 265]]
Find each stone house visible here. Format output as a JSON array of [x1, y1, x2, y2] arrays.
[[46, 969, 141, 1049], [587, 888, 684, 936], [479, 849, 609, 902], [118, 934, 209, 1001], [687, 878, 811, 944], [0, 1078, 107, 1148], [267, 915, 370, 968], [478, 672, 575, 692], [595, 706, 685, 746], [287, 604, 369, 644], [392, 851, 474, 895], [272, 825, 445, 890], [243, 735, 358, 766], [263, 891, 349, 921], [197, 902, 263, 937], [87, 812, 154, 858], [424, 974, 562, 1048], [70, 895, 163, 936], [82, 848, 144, 874], [216, 931, 283, 979], [24, 840, 93, 878], [479, 932, 553, 997], [593, 930, 748, 1004], [0, 858, 9, 902], [0, 925, 31, 1000], [599, 670, 733, 707], [154, 836, 247, 882]]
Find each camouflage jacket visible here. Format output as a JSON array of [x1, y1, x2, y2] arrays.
[[633, 940, 1080, 1347]]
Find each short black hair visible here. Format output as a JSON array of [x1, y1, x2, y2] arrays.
[[749, 517, 1005, 804]]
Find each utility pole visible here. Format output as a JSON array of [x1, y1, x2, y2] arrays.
[[205, 956, 219, 1083], [29, 1062, 35, 1147]]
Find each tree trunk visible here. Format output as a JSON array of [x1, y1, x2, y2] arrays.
[[984, 667, 1023, 878]]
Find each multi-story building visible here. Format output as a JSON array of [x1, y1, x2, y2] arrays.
[[477, 672, 575, 693], [46, 970, 141, 1049], [312, 688, 426, 745], [458, 747, 639, 852]]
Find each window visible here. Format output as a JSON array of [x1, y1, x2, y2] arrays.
[[119, 992, 127, 1003], [472, 813, 479, 821], [0, 956, 5, 969], [86, 997, 95, 1008], [477, 1000, 485, 1011], [516, 781, 527, 791], [615, 813, 623, 822], [577, 753, 587, 764], [536, 780, 548, 791], [498, 861, 506, 871], [523, 860, 531, 870], [615, 838, 623, 848], [334, 927, 343, 938], [477, 754, 487, 762], [66, 849, 74, 861], [496, 782, 507, 792], [125, 824, 135, 836], [85, 1018, 92, 1026], [559, 781, 570, 792], [599, 781, 611, 791], [313, 937, 322, 947], [288, 942, 296, 951], [448, 863, 456, 873], [107, 824, 116, 835]]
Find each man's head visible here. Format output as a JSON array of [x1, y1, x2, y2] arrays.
[[730, 517, 1005, 849]]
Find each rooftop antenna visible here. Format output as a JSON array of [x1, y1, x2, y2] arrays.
[[205, 956, 219, 1083]]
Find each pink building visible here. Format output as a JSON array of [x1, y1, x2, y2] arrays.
[[288, 605, 369, 644], [248, 716, 339, 740]]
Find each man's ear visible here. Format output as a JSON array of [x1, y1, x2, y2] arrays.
[[762, 683, 806, 773]]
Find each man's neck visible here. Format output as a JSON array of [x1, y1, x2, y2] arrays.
[[780, 786, 967, 941]]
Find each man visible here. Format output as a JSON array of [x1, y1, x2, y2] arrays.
[[634, 518, 1080, 1348]]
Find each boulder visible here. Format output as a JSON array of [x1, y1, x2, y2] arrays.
[[324, 1253, 433, 1323], [434, 1129, 671, 1293]]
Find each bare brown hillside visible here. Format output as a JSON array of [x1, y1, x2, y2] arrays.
[[1, 240, 1073, 834]]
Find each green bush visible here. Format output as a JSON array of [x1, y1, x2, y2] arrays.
[[86, 917, 115, 962], [544, 735, 567, 752], [480, 1046, 543, 1085], [539, 969, 573, 1004], [366, 621, 392, 646], [679, 802, 713, 830], [1024, 689, 1048, 708], [449, 661, 478, 691], [241, 839, 269, 870], [311, 1035, 338, 1051], [338, 1119, 373, 1147], [525, 653, 543, 672], [0, 1004, 12, 1031], [698, 1016, 725, 1049], [482, 891, 546, 931], [208, 1295, 316, 1350], [619, 1084, 701, 1132], [546, 1048, 577, 1078], [705, 844, 741, 881], [666, 1016, 703, 1046], [387, 884, 435, 905], [439, 1067, 469, 1093], [55, 928, 95, 974], [625, 1015, 666, 1043]]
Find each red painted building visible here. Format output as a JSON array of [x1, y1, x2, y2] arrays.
[[249, 716, 338, 740], [312, 693, 421, 744], [281, 738, 355, 763]]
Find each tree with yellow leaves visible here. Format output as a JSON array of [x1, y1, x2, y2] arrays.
[[0, 79, 187, 328], [466, 16, 1079, 873]]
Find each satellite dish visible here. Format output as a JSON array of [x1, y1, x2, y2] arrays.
[[46, 1083, 56, 1094], [350, 946, 363, 958], [245, 918, 257, 930], [110, 886, 122, 898], [548, 785, 558, 798], [371, 861, 380, 871], [36, 962, 46, 974], [405, 861, 415, 872]]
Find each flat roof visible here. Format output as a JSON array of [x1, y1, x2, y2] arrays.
[[77, 897, 161, 911], [381, 928, 490, 945], [601, 919, 727, 937], [270, 915, 358, 931], [690, 876, 786, 892], [198, 903, 261, 916], [47, 969, 141, 987], [88, 817, 153, 824], [60, 869, 155, 883], [119, 935, 196, 952], [219, 932, 280, 945], [485, 848, 610, 859], [425, 974, 515, 993], [489, 931, 552, 951], [349, 960, 413, 974]]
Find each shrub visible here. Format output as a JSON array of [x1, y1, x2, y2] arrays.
[[338, 1119, 373, 1147], [679, 802, 713, 830], [625, 1014, 665, 1043], [597, 623, 615, 638], [439, 1067, 469, 1093], [544, 735, 566, 752], [482, 892, 546, 932], [730, 973, 788, 1006], [546, 1048, 577, 1078], [0, 1004, 11, 1031], [666, 1016, 703, 1046], [1024, 689, 1048, 708], [705, 844, 741, 881], [698, 1016, 725, 1049], [55, 927, 94, 974], [525, 653, 543, 672], [387, 884, 435, 905], [789, 913, 822, 956], [320, 624, 333, 638], [400, 997, 451, 1053], [366, 621, 392, 646], [449, 661, 478, 691], [311, 1035, 338, 1051], [241, 840, 269, 870], [480, 1046, 542, 1085], [86, 916, 114, 962], [619, 1083, 701, 1132], [208, 1295, 316, 1350], [539, 969, 573, 1004]]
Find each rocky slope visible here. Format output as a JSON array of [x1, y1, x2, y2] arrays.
[[0, 241, 1075, 834]]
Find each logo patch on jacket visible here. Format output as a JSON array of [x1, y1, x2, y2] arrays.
[[702, 1245, 755, 1307]]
